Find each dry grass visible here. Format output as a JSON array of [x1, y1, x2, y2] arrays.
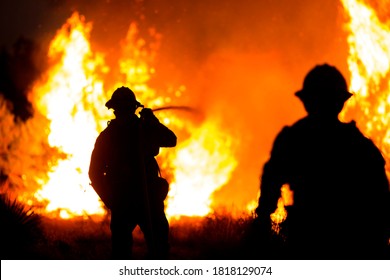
[[2, 202, 388, 260], [1, 208, 256, 260], [0, 194, 43, 259]]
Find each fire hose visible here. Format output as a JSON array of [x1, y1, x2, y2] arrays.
[[151, 105, 198, 113], [138, 104, 199, 114]]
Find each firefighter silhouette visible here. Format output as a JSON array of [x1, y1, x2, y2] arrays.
[[253, 64, 390, 259], [89, 87, 176, 259]]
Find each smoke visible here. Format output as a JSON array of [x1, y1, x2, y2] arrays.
[[0, 37, 46, 121], [1, 0, 351, 211]]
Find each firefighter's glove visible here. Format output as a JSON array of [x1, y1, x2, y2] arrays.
[[140, 108, 159, 123]]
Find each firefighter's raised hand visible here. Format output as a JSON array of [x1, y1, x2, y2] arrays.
[[140, 108, 159, 123]]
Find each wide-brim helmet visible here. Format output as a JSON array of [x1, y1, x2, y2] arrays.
[[295, 64, 353, 104], [105, 86, 141, 110]]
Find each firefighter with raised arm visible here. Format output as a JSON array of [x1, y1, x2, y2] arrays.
[[253, 64, 390, 259], [89, 86, 176, 259]]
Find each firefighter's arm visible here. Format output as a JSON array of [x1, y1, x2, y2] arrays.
[[89, 138, 105, 184], [89, 137, 113, 208], [255, 127, 291, 221], [256, 163, 284, 220], [155, 123, 177, 147], [253, 127, 291, 249], [140, 108, 177, 147]]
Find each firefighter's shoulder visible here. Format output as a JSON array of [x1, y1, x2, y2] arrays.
[[273, 119, 305, 144], [344, 121, 386, 164], [270, 118, 311, 153]]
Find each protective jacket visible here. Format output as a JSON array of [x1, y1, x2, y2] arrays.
[[256, 116, 390, 258], [89, 114, 176, 211]]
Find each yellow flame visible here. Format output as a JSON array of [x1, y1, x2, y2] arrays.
[[31, 12, 108, 218], [341, 0, 390, 164], [166, 118, 238, 218]]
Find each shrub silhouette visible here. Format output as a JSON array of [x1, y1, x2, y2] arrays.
[[0, 194, 42, 259]]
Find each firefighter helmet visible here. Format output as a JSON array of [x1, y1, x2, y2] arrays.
[[295, 64, 352, 103], [105, 87, 141, 110]]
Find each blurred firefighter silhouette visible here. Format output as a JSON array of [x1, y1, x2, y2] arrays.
[[252, 64, 390, 259], [89, 86, 176, 259]]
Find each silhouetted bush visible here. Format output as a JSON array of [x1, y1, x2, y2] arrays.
[[0, 194, 42, 259]]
